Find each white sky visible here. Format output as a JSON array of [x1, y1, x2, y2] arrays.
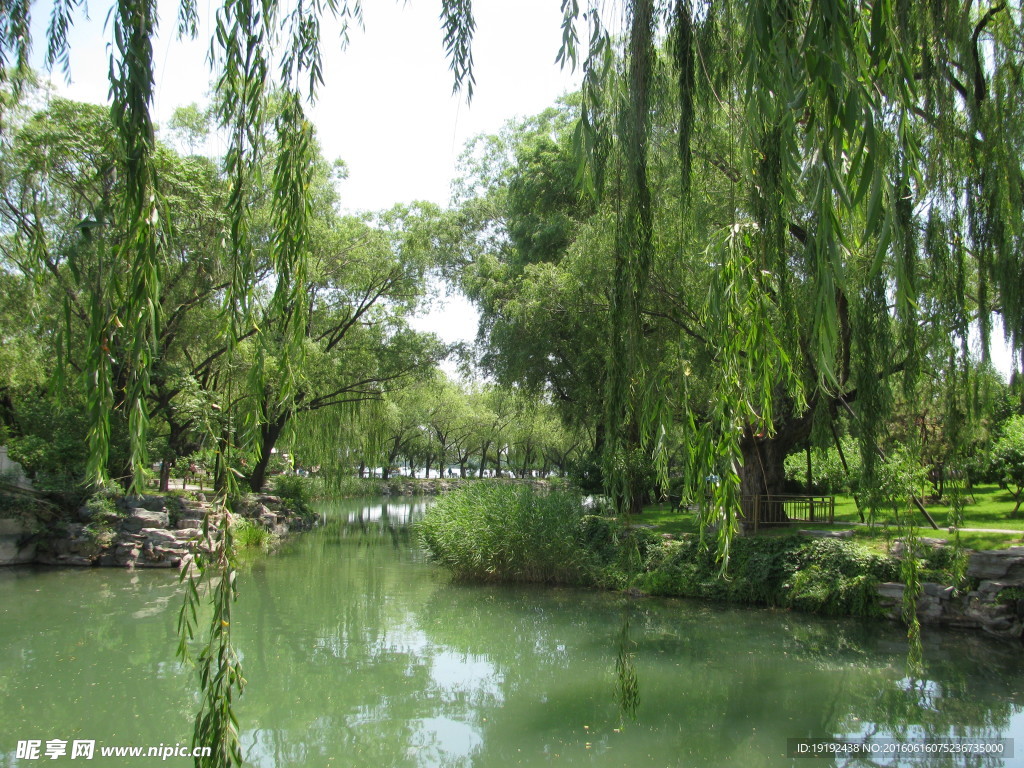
[[32, 0, 586, 348]]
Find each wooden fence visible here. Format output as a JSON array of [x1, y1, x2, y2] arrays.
[[742, 495, 835, 532]]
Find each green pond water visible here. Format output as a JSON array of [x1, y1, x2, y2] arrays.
[[2, 496, 1023, 767]]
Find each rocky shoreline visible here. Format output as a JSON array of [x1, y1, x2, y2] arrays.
[[876, 547, 1024, 641], [0, 493, 312, 570]]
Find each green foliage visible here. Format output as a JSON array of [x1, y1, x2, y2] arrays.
[[269, 474, 315, 519], [417, 482, 600, 584], [990, 415, 1024, 515], [82, 491, 122, 522], [862, 447, 930, 517], [916, 544, 968, 586], [784, 438, 862, 494], [232, 517, 273, 551], [4, 394, 129, 495], [639, 535, 898, 618]]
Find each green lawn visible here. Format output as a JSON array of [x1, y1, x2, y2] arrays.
[[634, 485, 1024, 552], [831, 484, 1024, 530]]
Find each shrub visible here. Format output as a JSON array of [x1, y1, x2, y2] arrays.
[[418, 484, 903, 619], [233, 517, 273, 551], [83, 491, 121, 521], [637, 535, 898, 618], [270, 475, 316, 519], [418, 482, 600, 584]]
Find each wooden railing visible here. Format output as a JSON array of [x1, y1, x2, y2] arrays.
[[742, 495, 835, 531]]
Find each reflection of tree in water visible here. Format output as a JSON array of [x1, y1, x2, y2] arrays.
[[0, 568, 196, 751], [224, 501, 1023, 767], [233, 502, 493, 767], [614, 602, 639, 722], [420, 584, 1023, 766]]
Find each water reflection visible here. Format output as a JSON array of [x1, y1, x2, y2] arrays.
[[2, 496, 1023, 767], [232, 497, 1024, 768]]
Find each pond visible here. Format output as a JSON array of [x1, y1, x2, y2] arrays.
[[1, 496, 1023, 767]]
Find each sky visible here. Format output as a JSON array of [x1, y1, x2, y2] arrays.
[[32, 0, 587, 347]]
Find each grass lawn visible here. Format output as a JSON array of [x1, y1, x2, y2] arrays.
[[635, 484, 1024, 552]]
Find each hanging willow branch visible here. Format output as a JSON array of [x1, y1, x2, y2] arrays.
[[109, 0, 162, 494], [602, 0, 656, 516]]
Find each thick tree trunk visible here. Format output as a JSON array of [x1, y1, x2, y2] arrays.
[[738, 409, 812, 525]]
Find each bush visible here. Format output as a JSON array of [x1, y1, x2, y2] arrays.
[[233, 517, 274, 551], [418, 484, 903, 619], [82, 491, 121, 521], [270, 475, 316, 519], [637, 535, 898, 617], [418, 482, 600, 584]]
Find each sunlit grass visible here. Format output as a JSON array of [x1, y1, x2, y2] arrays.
[[639, 485, 1024, 553]]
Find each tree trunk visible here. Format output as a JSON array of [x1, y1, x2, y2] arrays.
[[159, 460, 171, 493], [738, 410, 812, 525], [478, 443, 490, 478], [248, 416, 287, 493]]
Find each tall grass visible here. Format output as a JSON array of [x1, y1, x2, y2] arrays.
[[233, 517, 274, 551], [417, 482, 598, 584]]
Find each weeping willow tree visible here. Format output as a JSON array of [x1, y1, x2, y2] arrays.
[[552, 1, 1023, 534]]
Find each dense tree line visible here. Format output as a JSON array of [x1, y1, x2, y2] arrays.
[[0, 92, 445, 496]]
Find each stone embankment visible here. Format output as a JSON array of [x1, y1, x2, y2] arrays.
[[878, 546, 1024, 640], [0, 494, 311, 569]]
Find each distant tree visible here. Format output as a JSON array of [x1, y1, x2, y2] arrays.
[[991, 415, 1024, 516]]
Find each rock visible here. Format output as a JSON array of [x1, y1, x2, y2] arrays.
[[0, 517, 31, 536], [985, 616, 1018, 632], [59, 555, 94, 567], [0, 536, 36, 565], [122, 509, 170, 532], [800, 529, 853, 539], [917, 595, 943, 623], [177, 517, 203, 529], [922, 582, 955, 600], [124, 495, 166, 512], [977, 580, 1011, 595], [966, 548, 1024, 581], [114, 543, 141, 566], [890, 537, 946, 557], [877, 582, 905, 601], [140, 527, 185, 545], [135, 557, 176, 568]]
